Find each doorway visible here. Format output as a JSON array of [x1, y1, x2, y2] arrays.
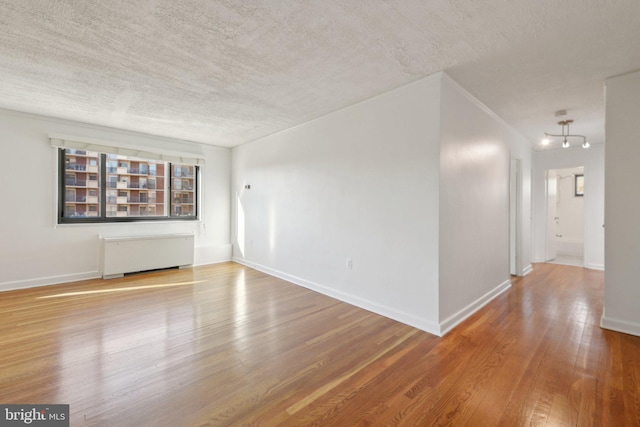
[[545, 166, 585, 267]]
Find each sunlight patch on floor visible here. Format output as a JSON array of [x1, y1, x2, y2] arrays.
[[37, 280, 206, 299]]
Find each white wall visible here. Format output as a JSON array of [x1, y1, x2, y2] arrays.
[[232, 72, 533, 336], [602, 70, 640, 337], [0, 109, 232, 291], [532, 145, 605, 270], [232, 74, 443, 334], [438, 75, 532, 331]]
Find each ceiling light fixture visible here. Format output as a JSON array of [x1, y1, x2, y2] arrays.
[[543, 119, 589, 149]]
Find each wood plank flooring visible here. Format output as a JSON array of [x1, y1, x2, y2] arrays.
[[0, 262, 639, 426]]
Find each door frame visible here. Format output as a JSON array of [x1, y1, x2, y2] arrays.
[[544, 166, 586, 264], [510, 157, 522, 275], [545, 169, 558, 262]]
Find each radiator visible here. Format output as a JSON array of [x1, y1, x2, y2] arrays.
[[102, 234, 194, 279]]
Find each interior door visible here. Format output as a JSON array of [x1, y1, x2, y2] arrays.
[[545, 170, 558, 261]]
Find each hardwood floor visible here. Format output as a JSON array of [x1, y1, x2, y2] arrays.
[[1, 262, 639, 426]]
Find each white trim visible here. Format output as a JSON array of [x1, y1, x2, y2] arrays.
[[0, 271, 101, 292], [601, 311, 640, 337], [585, 263, 605, 271], [100, 233, 194, 242], [439, 279, 512, 336], [441, 73, 529, 141], [0, 246, 233, 293], [237, 72, 444, 148], [522, 264, 533, 276], [193, 259, 232, 267], [193, 244, 233, 266], [233, 257, 441, 336]]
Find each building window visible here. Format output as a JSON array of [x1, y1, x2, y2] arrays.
[[170, 164, 196, 217], [58, 149, 199, 223], [575, 174, 585, 197]]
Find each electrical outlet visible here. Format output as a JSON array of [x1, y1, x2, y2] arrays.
[[346, 258, 353, 270]]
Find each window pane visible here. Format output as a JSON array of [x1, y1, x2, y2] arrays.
[[171, 164, 196, 217], [59, 149, 197, 223], [105, 155, 166, 217], [63, 149, 101, 218]]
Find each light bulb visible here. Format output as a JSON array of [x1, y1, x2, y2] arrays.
[[562, 139, 570, 148], [582, 141, 590, 149], [541, 137, 550, 145]]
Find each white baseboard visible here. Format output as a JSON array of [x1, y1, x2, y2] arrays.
[[233, 257, 442, 336], [0, 271, 101, 292], [556, 240, 584, 257], [194, 244, 232, 267], [601, 311, 640, 337], [585, 263, 605, 271], [0, 243, 233, 292], [557, 250, 583, 257], [521, 264, 533, 276], [438, 279, 512, 336]]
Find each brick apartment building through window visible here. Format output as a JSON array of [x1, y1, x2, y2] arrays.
[[59, 149, 198, 223]]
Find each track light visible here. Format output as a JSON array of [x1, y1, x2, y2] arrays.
[[543, 119, 589, 149]]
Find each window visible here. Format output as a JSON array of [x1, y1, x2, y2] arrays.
[[575, 174, 584, 197], [170, 164, 196, 217], [58, 149, 199, 223], [107, 160, 117, 174]]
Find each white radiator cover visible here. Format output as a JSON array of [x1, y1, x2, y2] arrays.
[[102, 234, 194, 279]]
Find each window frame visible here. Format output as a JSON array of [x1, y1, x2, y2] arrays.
[[574, 174, 585, 197], [58, 149, 199, 224]]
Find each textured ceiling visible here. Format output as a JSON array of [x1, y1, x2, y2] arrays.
[[0, 1, 639, 148]]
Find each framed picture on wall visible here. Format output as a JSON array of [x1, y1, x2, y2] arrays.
[[575, 174, 584, 197]]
